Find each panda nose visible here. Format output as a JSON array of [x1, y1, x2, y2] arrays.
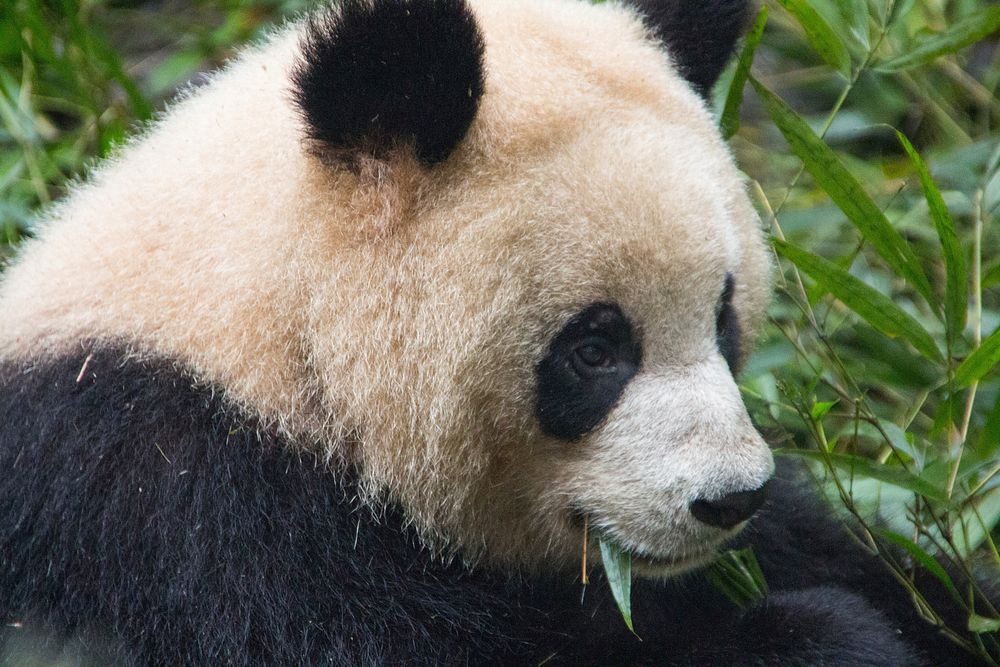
[[689, 481, 769, 529]]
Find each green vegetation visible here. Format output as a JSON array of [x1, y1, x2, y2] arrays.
[[727, 1, 1000, 660], [2, 0, 999, 661], [0, 0, 307, 256]]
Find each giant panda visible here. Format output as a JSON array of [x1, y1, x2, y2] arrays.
[[0, 0, 994, 664]]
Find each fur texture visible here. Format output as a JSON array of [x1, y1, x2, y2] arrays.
[[0, 0, 772, 571], [0, 348, 970, 665], [292, 0, 485, 165], [629, 0, 753, 96]]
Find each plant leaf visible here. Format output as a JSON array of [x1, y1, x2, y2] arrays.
[[839, 0, 870, 51], [875, 529, 962, 603], [969, 614, 1000, 634], [887, 0, 918, 29], [599, 540, 634, 633], [773, 239, 943, 362], [810, 400, 838, 421], [880, 421, 926, 472], [896, 131, 967, 348], [876, 6, 1000, 72], [721, 6, 768, 140], [984, 261, 1000, 289], [751, 78, 936, 309], [981, 392, 1000, 456], [776, 0, 850, 74], [705, 548, 769, 608], [776, 449, 948, 501], [954, 327, 1000, 387]]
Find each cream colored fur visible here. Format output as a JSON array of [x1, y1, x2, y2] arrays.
[[0, 0, 772, 574]]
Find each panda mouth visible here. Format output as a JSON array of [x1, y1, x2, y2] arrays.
[[568, 507, 733, 574], [580, 521, 729, 574], [597, 535, 721, 572]]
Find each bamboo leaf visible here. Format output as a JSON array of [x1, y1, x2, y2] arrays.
[[875, 529, 962, 603], [896, 131, 967, 346], [599, 540, 634, 633], [887, 0, 918, 29], [984, 261, 1000, 290], [751, 78, 936, 309], [811, 400, 837, 421], [706, 548, 768, 608], [954, 327, 1000, 388], [721, 6, 768, 140], [876, 6, 1000, 72], [776, 449, 948, 501], [776, 0, 850, 74], [773, 239, 943, 362], [982, 393, 1000, 455], [839, 0, 870, 51], [969, 614, 1000, 634]]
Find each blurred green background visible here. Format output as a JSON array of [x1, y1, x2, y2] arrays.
[[1, 0, 999, 659]]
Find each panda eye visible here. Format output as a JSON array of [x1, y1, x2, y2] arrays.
[[573, 339, 615, 373], [536, 303, 642, 440], [716, 272, 742, 374]]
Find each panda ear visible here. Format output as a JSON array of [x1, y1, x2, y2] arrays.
[[292, 0, 486, 166], [628, 0, 753, 97]]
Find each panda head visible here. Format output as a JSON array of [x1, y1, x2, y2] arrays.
[[291, 0, 773, 578], [0, 0, 772, 580]]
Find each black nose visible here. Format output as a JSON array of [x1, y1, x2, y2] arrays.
[[689, 482, 769, 529]]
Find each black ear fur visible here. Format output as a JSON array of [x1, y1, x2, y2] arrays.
[[292, 0, 485, 166], [629, 0, 753, 97]]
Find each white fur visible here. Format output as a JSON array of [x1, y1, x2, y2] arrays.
[[0, 0, 772, 573], [566, 358, 774, 577]]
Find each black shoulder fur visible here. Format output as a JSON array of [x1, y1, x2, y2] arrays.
[[1, 347, 994, 664], [291, 0, 485, 165]]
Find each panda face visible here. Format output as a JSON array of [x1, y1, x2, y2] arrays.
[[534, 288, 772, 577], [324, 107, 775, 575], [511, 126, 773, 577]]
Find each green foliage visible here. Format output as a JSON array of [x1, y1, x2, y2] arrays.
[[598, 540, 635, 633], [0, 0, 306, 259], [705, 548, 769, 608], [1, 0, 999, 661], [728, 0, 1000, 661]]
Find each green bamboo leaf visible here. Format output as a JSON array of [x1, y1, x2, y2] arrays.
[[960, 488, 1000, 556], [776, 449, 948, 501], [876, 6, 1000, 72], [773, 239, 943, 362], [887, 0, 918, 29], [776, 0, 850, 74], [875, 529, 962, 603], [896, 131, 967, 346], [981, 393, 1000, 455], [706, 548, 768, 608], [751, 78, 936, 309], [839, 0, 870, 51], [954, 327, 1000, 387], [721, 6, 768, 140], [969, 614, 1000, 634], [879, 421, 926, 472], [810, 400, 837, 421], [599, 540, 634, 633], [984, 262, 1000, 289]]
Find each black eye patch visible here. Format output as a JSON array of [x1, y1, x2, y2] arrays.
[[716, 273, 742, 374], [535, 303, 642, 441]]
